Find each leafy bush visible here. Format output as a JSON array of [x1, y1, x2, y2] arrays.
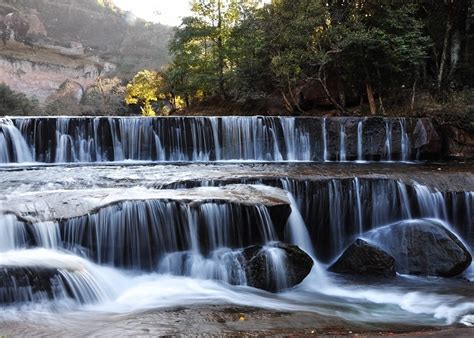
[[0, 83, 41, 116]]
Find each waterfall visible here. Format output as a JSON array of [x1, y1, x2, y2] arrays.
[[31, 221, 61, 249], [322, 118, 328, 162], [413, 183, 448, 220], [0, 118, 33, 163], [281, 117, 311, 161], [0, 249, 122, 305], [353, 178, 364, 235], [329, 180, 344, 255], [158, 248, 247, 285], [357, 120, 364, 161], [59, 199, 281, 270], [284, 192, 314, 257], [1, 116, 425, 164], [383, 119, 392, 161], [339, 121, 346, 162], [399, 118, 410, 161], [0, 214, 28, 251]]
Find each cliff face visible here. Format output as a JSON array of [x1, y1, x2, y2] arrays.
[[0, 0, 172, 105]]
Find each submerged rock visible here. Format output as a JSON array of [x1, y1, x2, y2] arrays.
[[0, 249, 112, 305], [365, 219, 472, 277], [241, 242, 313, 292], [0, 266, 64, 304], [328, 239, 396, 278]]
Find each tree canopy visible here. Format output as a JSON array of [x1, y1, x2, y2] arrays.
[[126, 0, 474, 115]]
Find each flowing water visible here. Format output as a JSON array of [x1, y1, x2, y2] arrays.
[[1, 116, 420, 164], [0, 117, 473, 334]]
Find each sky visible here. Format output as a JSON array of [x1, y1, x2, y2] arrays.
[[113, 0, 192, 26]]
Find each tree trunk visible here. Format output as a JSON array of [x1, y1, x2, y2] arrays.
[[217, 0, 226, 99], [411, 77, 417, 112], [287, 76, 305, 114], [366, 82, 376, 115], [438, 2, 454, 89], [376, 66, 385, 115], [280, 90, 293, 113]]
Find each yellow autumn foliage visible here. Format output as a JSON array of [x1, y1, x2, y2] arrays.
[[125, 70, 165, 116]]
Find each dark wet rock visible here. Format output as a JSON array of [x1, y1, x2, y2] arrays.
[[365, 219, 472, 277], [328, 239, 396, 278], [446, 125, 474, 159], [412, 119, 441, 158], [0, 266, 63, 304], [241, 242, 313, 292]]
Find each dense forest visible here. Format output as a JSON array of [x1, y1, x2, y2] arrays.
[[125, 0, 474, 118]]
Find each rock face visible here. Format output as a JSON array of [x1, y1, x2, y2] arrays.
[[412, 119, 442, 158], [241, 242, 313, 292], [328, 239, 396, 278], [365, 219, 472, 277], [0, 0, 172, 105], [446, 126, 474, 159]]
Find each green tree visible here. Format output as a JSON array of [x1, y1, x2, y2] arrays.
[[125, 70, 166, 116], [169, 0, 261, 101], [0, 83, 40, 116]]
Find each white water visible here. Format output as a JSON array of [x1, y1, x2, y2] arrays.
[[1, 117, 422, 163], [339, 122, 346, 162], [0, 160, 473, 330], [1, 246, 473, 328], [357, 120, 364, 161], [0, 118, 33, 163], [322, 117, 328, 161]]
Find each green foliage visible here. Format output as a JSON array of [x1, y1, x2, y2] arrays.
[[164, 0, 470, 113], [125, 70, 166, 116], [0, 83, 40, 116], [167, 0, 262, 102]]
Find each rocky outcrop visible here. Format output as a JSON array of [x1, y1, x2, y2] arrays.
[[364, 219, 472, 277], [241, 242, 314, 292], [0, 0, 171, 106], [0, 44, 107, 103], [328, 239, 396, 278]]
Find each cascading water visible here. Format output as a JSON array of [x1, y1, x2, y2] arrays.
[[357, 120, 364, 162], [322, 117, 328, 162], [0, 116, 427, 164], [399, 118, 410, 161], [0, 118, 33, 163], [0, 249, 123, 305], [339, 122, 346, 162], [383, 119, 393, 161], [1, 116, 473, 334]]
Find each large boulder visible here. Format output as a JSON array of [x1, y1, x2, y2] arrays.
[[241, 242, 313, 292], [364, 219, 472, 277], [328, 238, 396, 278]]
